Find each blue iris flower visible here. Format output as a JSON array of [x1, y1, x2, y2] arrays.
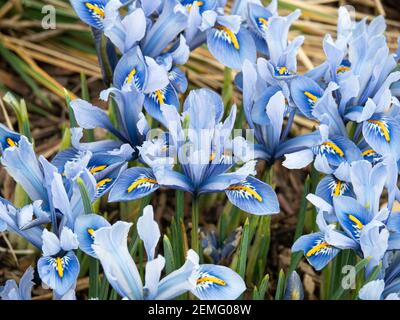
[[283, 271, 304, 300], [294, 160, 400, 273], [37, 227, 80, 296], [359, 252, 400, 300], [92, 205, 246, 299], [109, 88, 279, 215], [0, 266, 35, 300]]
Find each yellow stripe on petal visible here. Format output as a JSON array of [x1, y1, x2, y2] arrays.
[[6, 137, 17, 147], [89, 165, 107, 174], [333, 180, 342, 197], [362, 149, 376, 156], [87, 228, 95, 236], [227, 185, 263, 202], [322, 141, 344, 157], [196, 276, 226, 286], [96, 178, 112, 189], [127, 177, 157, 193], [258, 17, 268, 27], [56, 257, 64, 278], [155, 90, 165, 105], [368, 120, 391, 142], [214, 26, 240, 50], [348, 214, 364, 230], [278, 66, 287, 75], [85, 2, 105, 18], [304, 91, 318, 103], [336, 66, 350, 74], [187, 1, 204, 12], [126, 68, 137, 84], [306, 242, 330, 257]]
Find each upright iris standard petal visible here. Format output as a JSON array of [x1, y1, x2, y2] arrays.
[[207, 26, 256, 70], [108, 167, 160, 202], [74, 214, 111, 258], [70, 0, 107, 30], [37, 251, 80, 296], [0, 124, 21, 153], [93, 221, 144, 299], [225, 176, 280, 215], [292, 232, 339, 271], [290, 76, 324, 119], [191, 264, 246, 300], [142, 0, 188, 57], [137, 205, 161, 261], [144, 84, 180, 126]]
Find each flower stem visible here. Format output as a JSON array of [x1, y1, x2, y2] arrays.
[[191, 195, 200, 254]]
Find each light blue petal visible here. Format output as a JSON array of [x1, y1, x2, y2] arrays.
[[0, 266, 34, 300], [191, 264, 246, 300], [142, 0, 188, 57], [315, 175, 354, 206], [362, 114, 400, 160], [247, 2, 274, 38], [290, 76, 324, 119], [225, 176, 280, 215], [70, 0, 107, 30], [74, 214, 111, 258], [360, 221, 389, 268], [41, 229, 61, 257], [0, 124, 21, 153], [0, 199, 43, 249], [144, 255, 165, 300], [291, 232, 339, 271], [37, 251, 80, 296], [156, 249, 199, 300], [93, 221, 143, 299], [183, 88, 224, 126], [108, 167, 159, 202], [333, 196, 370, 242], [137, 205, 161, 261], [0, 136, 47, 202], [113, 46, 148, 91], [207, 25, 256, 70], [169, 66, 188, 94], [359, 280, 384, 300], [60, 227, 79, 252], [70, 99, 128, 143], [144, 84, 179, 126]]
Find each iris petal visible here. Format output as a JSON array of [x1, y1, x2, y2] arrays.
[[37, 251, 80, 296], [191, 264, 246, 300], [70, 0, 107, 30], [144, 83, 179, 126], [206, 26, 256, 70], [74, 214, 111, 258], [292, 232, 339, 271], [108, 167, 160, 202], [225, 176, 279, 215]]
